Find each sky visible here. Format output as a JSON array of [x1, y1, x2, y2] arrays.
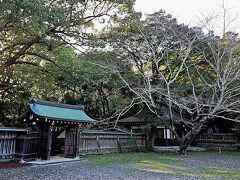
[[134, 0, 240, 34]]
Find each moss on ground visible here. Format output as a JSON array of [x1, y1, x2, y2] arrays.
[[84, 152, 180, 167]]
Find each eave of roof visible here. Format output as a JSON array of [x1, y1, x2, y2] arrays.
[[118, 116, 146, 123], [0, 127, 27, 132]]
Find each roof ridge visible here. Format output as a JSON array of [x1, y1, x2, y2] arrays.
[[30, 99, 84, 110]]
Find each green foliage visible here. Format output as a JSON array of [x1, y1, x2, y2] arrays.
[[1, 0, 239, 133], [0, 0, 133, 125]]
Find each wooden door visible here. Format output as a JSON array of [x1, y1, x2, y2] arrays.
[[64, 126, 79, 158]]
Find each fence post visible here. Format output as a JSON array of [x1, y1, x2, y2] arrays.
[[130, 130, 134, 152], [20, 136, 26, 163], [117, 136, 122, 153], [96, 136, 101, 152]]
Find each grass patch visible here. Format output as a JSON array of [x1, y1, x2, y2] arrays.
[[200, 167, 240, 179], [84, 152, 181, 167], [134, 160, 187, 174], [83, 151, 240, 179]]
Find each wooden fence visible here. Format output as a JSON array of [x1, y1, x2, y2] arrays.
[[0, 131, 18, 159], [195, 133, 238, 143], [79, 130, 145, 154], [0, 128, 146, 161], [195, 133, 238, 150], [0, 128, 39, 161], [15, 132, 39, 161]]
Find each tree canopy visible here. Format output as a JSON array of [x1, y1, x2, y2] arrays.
[[93, 9, 240, 154], [0, 0, 134, 125], [0, 0, 240, 154]]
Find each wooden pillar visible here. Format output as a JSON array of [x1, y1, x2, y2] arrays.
[[37, 124, 43, 159], [46, 125, 53, 160], [75, 126, 80, 158], [38, 124, 48, 160]]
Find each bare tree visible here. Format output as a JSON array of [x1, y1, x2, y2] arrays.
[[96, 9, 240, 154]]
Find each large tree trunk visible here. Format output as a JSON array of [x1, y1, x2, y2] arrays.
[[177, 122, 203, 155], [179, 143, 188, 155], [178, 135, 196, 155], [145, 125, 156, 150]]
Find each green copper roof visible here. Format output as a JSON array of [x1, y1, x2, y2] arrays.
[[29, 99, 95, 123]]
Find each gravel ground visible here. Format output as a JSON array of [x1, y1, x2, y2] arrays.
[[0, 153, 240, 180], [0, 161, 188, 180], [177, 153, 240, 169]]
